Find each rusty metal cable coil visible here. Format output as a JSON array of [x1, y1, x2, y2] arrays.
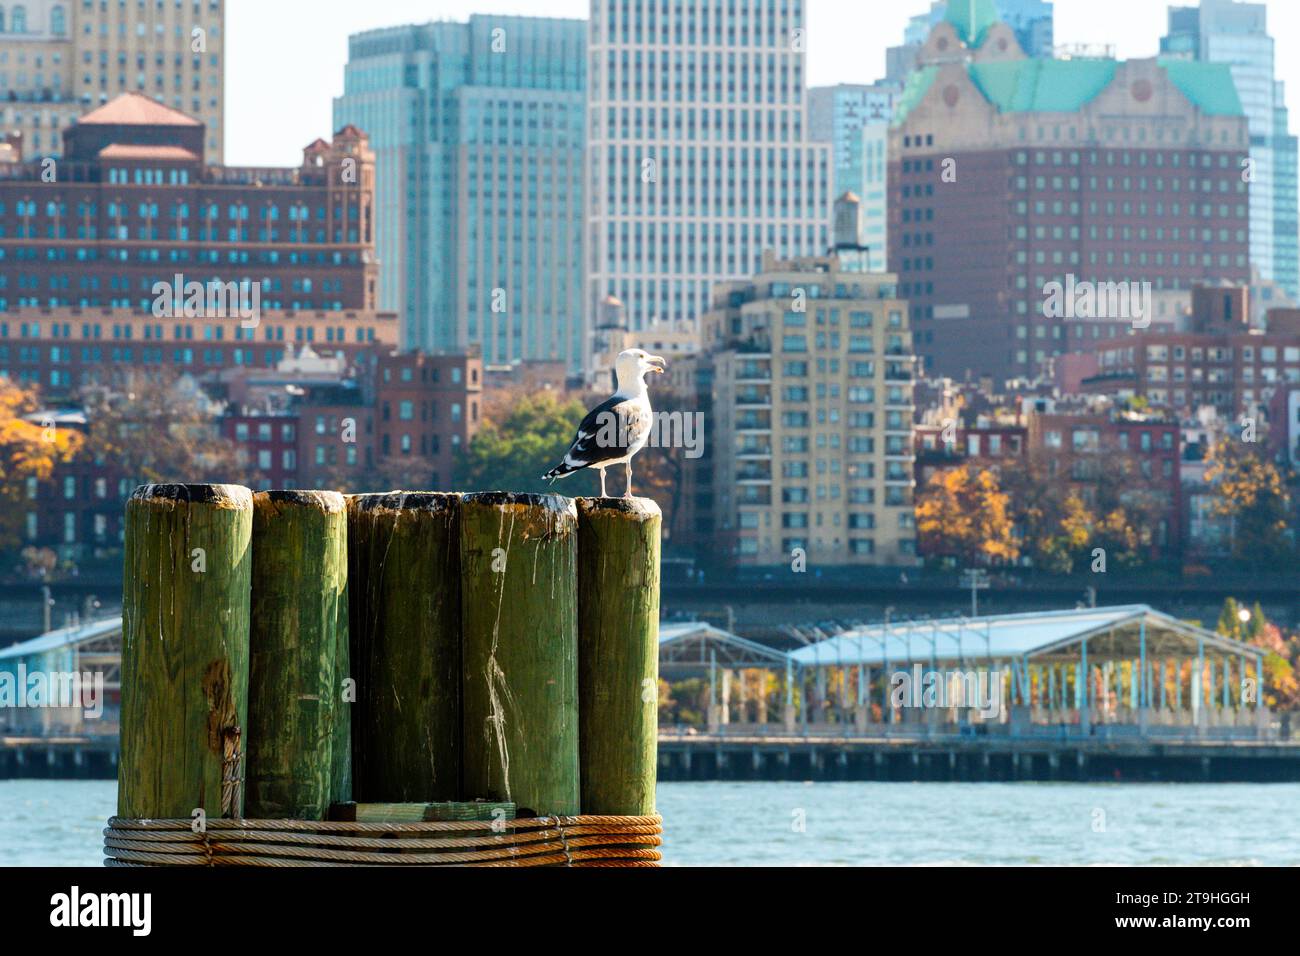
[[103, 815, 663, 867]]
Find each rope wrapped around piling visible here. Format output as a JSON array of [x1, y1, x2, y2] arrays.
[[103, 815, 663, 867]]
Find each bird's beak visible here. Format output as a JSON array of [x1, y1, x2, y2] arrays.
[[648, 355, 667, 374]]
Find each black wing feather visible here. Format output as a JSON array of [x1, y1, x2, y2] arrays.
[[543, 395, 649, 479]]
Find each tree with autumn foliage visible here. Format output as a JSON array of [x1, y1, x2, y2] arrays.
[[0, 380, 83, 551], [915, 465, 1019, 567], [79, 371, 241, 486], [1032, 492, 1146, 574], [1217, 598, 1300, 712], [1205, 442, 1294, 568], [1000, 451, 1160, 573]]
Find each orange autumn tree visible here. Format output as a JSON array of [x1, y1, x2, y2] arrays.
[[915, 465, 1019, 567], [1206, 442, 1293, 568], [0, 380, 83, 551]]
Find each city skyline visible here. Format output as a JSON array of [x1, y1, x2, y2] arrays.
[[227, 0, 1300, 167]]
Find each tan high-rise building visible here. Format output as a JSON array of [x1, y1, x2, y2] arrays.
[[701, 241, 919, 567], [0, 0, 224, 162]]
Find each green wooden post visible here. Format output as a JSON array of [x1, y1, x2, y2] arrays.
[[119, 483, 253, 820], [331, 501, 352, 809], [460, 493, 579, 816], [576, 497, 661, 816], [347, 493, 462, 802], [246, 490, 349, 820]]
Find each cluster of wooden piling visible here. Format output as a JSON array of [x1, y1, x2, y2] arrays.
[[118, 485, 661, 824]]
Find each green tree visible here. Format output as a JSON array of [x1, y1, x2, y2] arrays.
[[1217, 597, 1248, 641], [456, 391, 598, 496]]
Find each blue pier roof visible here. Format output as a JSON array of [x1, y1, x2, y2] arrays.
[[788, 605, 1259, 668]]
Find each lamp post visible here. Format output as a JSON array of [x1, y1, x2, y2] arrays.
[[959, 568, 990, 618]]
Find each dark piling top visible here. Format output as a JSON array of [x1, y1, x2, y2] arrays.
[[255, 489, 347, 513], [129, 483, 253, 508], [348, 492, 461, 515], [576, 496, 662, 521]]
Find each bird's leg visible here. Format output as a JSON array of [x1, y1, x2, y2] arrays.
[[625, 460, 633, 498], [599, 467, 607, 498]]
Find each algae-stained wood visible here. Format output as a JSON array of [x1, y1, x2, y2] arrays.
[[119, 484, 253, 819], [347, 493, 461, 802], [460, 493, 580, 816], [246, 490, 348, 820], [331, 499, 352, 808], [576, 497, 661, 815]]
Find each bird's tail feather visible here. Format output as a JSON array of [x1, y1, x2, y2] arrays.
[[542, 463, 579, 482]]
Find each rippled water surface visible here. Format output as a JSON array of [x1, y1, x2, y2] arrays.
[[3, 779, 1297, 866]]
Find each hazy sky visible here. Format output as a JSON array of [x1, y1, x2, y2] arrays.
[[226, 0, 1300, 167]]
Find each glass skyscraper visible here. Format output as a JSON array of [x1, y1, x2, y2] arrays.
[[1162, 0, 1299, 299], [334, 16, 587, 369], [585, 0, 832, 365]]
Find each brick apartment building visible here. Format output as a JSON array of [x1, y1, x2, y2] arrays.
[[1026, 406, 1182, 554], [0, 94, 487, 560], [1081, 285, 1300, 420], [914, 416, 1027, 487], [1265, 382, 1300, 468], [16, 346, 483, 559], [0, 305, 396, 399], [889, 2, 1250, 384], [373, 350, 481, 489], [0, 92, 377, 321], [910, 394, 1182, 559]]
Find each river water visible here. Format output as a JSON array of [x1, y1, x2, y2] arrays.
[[3, 779, 1297, 866]]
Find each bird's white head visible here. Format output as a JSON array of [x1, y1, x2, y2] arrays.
[[615, 348, 667, 392]]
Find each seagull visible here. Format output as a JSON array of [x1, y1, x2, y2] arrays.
[[543, 348, 667, 497]]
